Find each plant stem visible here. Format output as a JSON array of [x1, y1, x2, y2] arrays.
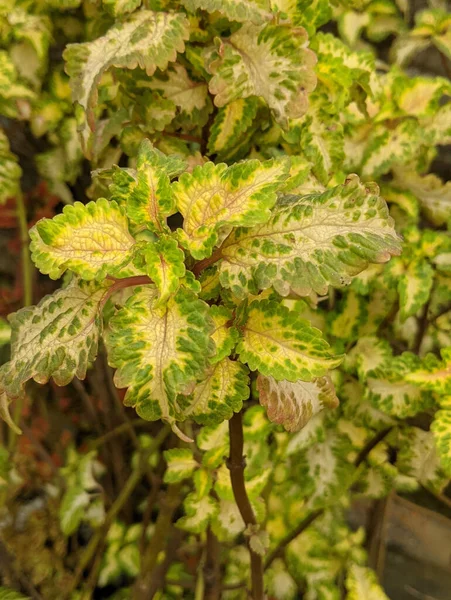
[[134, 482, 183, 600], [264, 427, 393, 569], [228, 411, 265, 600], [68, 426, 170, 596], [16, 191, 32, 307], [88, 418, 146, 449], [204, 526, 221, 600], [191, 247, 223, 277]]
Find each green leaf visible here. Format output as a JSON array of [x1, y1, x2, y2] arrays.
[[177, 492, 219, 534], [290, 99, 344, 185], [278, 0, 332, 36], [266, 558, 297, 600], [0, 50, 35, 119], [111, 140, 186, 232], [208, 98, 260, 156], [361, 120, 422, 179], [175, 158, 289, 259], [207, 23, 317, 125], [345, 336, 392, 380], [143, 237, 186, 305], [257, 374, 339, 432], [63, 11, 189, 128], [0, 318, 11, 348], [107, 286, 214, 438], [405, 348, 451, 394], [431, 398, 451, 477], [210, 305, 240, 363], [395, 426, 448, 493], [367, 354, 433, 419], [141, 64, 210, 118], [346, 565, 389, 600], [219, 175, 401, 298], [393, 169, 451, 227], [181, 0, 272, 24], [0, 279, 111, 397], [163, 448, 198, 483], [0, 129, 21, 205], [30, 199, 136, 280], [237, 299, 343, 382], [0, 588, 30, 600], [179, 358, 249, 425], [397, 259, 434, 322], [59, 485, 91, 536], [102, 0, 142, 17]]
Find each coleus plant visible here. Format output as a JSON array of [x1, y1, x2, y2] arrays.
[[1, 0, 451, 599]]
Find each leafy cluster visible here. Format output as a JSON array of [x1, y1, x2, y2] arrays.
[[0, 0, 451, 599]]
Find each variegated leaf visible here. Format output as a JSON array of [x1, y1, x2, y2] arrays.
[[181, 0, 272, 24], [143, 237, 186, 305], [63, 11, 189, 127], [397, 259, 434, 322], [0, 50, 35, 119], [163, 448, 198, 483], [107, 286, 214, 438], [219, 175, 401, 298], [392, 169, 451, 227], [110, 139, 186, 232], [207, 23, 317, 125], [102, 0, 142, 16], [289, 99, 344, 185], [257, 374, 338, 432], [237, 299, 343, 382], [345, 336, 392, 380], [396, 426, 448, 493], [179, 358, 249, 425], [431, 396, 451, 477], [30, 199, 136, 280], [177, 493, 218, 534], [405, 348, 451, 394], [0, 279, 111, 397], [367, 354, 434, 419], [0, 129, 21, 205], [140, 64, 210, 118], [361, 120, 422, 179], [208, 98, 260, 156], [346, 565, 389, 600], [209, 305, 239, 363], [0, 587, 30, 600], [175, 158, 289, 259]]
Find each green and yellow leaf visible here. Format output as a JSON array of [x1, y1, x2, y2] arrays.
[[175, 158, 289, 259], [181, 0, 272, 24], [141, 64, 210, 118], [143, 237, 186, 305], [237, 299, 343, 382], [346, 565, 389, 600], [207, 23, 317, 125], [163, 448, 198, 483], [107, 286, 214, 438], [63, 11, 189, 127], [0, 279, 111, 397], [219, 175, 401, 298], [0, 129, 21, 205], [30, 199, 136, 280], [398, 259, 434, 322], [179, 358, 249, 425], [367, 354, 433, 419], [208, 98, 260, 156], [431, 397, 451, 477]]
